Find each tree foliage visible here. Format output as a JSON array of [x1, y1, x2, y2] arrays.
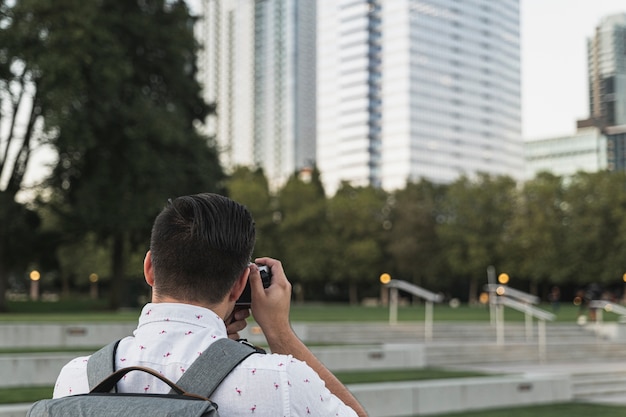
[[326, 183, 390, 304], [1, 0, 223, 309]]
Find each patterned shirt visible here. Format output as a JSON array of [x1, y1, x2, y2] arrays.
[[53, 303, 358, 416]]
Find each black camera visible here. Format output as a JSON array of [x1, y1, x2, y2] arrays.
[[236, 265, 271, 306]]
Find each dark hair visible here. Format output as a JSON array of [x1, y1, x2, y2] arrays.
[[149, 193, 256, 304]]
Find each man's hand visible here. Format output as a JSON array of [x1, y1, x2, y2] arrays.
[[249, 257, 292, 340], [225, 307, 250, 340]]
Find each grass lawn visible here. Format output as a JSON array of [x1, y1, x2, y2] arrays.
[[0, 300, 600, 323], [436, 403, 626, 417]]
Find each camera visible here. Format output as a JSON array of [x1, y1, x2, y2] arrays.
[[236, 265, 272, 306]]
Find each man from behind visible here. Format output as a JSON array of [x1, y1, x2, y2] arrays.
[[53, 193, 367, 416]]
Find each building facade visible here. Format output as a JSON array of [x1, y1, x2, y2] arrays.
[[586, 13, 626, 128], [524, 127, 608, 179], [317, 0, 522, 194], [197, 0, 316, 189]]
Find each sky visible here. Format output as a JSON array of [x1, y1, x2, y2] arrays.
[[521, 0, 626, 140], [17, 0, 626, 190]]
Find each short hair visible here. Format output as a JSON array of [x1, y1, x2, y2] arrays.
[[149, 193, 256, 304]]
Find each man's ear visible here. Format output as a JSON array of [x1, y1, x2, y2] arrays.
[[229, 266, 250, 301], [144, 251, 155, 287]]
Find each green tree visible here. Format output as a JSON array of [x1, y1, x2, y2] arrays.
[[226, 166, 279, 257], [387, 179, 450, 292], [562, 171, 626, 287], [327, 183, 390, 304], [275, 169, 329, 301], [504, 172, 568, 294], [438, 174, 517, 302], [10, 0, 223, 308], [0, 0, 52, 310]]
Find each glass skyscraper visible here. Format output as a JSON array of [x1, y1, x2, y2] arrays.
[[197, 0, 316, 189], [317, 0, 522, 194], [586, 13, 626, 128]]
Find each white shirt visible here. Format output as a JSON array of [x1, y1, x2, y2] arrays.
[[54, 303, 358, 417]]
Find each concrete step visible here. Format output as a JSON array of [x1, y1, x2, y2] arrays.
[[572, 372, 626, 398]]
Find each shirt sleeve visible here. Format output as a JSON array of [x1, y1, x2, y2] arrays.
[[286, 358, 359, 417], [52, 356, 91, 399]]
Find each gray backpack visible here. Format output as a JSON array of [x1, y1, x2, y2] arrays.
[[28, 338, 262, 417]]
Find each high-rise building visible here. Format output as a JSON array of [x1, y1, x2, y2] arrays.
[[585, 13, 626, 128], [197, 0, 316, 188], [317, 0, 522, 194], [528, 13, 626, 181], [524, 127, 608, 180]]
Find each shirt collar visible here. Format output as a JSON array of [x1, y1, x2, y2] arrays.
[[137, 302, 226, 333]]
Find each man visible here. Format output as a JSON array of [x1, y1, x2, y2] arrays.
[[53, 193, 367, 416]]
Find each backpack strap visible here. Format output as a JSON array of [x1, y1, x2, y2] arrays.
[[172, 338, 262, 397], [86, 337, 263, 396], [86, 339, 121, 390]]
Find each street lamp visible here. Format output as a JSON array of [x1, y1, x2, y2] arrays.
[[89, 273, 99, 300], [379, 273, 391, 306], [29, 270, 40, 301], [498, 273, 510, 285]]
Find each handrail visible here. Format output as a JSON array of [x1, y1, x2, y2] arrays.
[[484, 284, 540, 305], [496, 296, 555, 322], [589, 300, 626, 316], [387, 280, 443, 303]]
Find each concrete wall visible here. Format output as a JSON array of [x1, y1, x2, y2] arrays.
[[310, 343, 425, 371], [0, 354, 79, 388], [0, 344, 423, 388], [349, 375, 572, 417], [0, 324, 135, 348]]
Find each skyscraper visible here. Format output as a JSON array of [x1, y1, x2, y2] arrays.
[[317, 0, 522, 194], [197, 0, 316, 188], [586, 13, 626, 128]]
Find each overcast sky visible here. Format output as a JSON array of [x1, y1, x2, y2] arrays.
[[521, 0, 626, 139]]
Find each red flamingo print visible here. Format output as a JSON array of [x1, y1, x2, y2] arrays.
[[274, 382, 279, 390], [163, 352, 171, 358], [144, 385, 150, 393], [235, 387, 242, 395], [185, 331, 193, 336], [250, 405, 256, 413]]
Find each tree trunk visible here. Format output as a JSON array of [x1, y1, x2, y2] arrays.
[[468, 276, 478, 305], [109, 234, 125, 310], [348, 282, 358, 305], [0, 253, 7, 312]]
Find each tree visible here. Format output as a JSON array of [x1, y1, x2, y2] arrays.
[[0, 0, 53, 310], [226, 166, 280, 257], [387, 179, 450, 292], [438, 174, 517, 302], [562, 171, 626, 288], [327, 183, 390, 304], [8, 0, 223, 308], [275, 168, 330, 301], [504, 172, 569, 294]]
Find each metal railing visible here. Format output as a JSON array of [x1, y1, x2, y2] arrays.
[[383, 279, 443, 341], [484, 278, 555, 363]]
